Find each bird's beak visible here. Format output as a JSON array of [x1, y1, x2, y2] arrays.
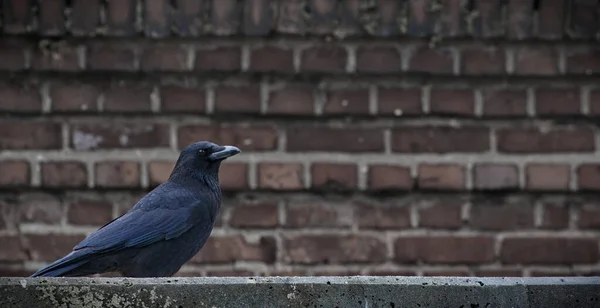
[[209, 145, 241, 161]]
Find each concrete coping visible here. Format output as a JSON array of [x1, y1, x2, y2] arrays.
[[1, 276, 599, 308]]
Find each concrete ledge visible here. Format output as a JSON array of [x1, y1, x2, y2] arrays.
[[1, 276, 599, 308]]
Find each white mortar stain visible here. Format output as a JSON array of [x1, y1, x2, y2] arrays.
[[73, 131, 103, 150]]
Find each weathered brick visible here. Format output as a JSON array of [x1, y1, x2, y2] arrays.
[[214, 86, 261, 114], [87, 42, 136, 70], [104, 82, 153, 112], [567, 0, 599, 38], [283, 235, 387, 264], [526, 164, 571, 191], [249, 46, 294, 72], [71, 0, 101, 35], [311, 163, 357, 191], [367, 165, 412, 191], [0, 40, 27, 70], [541, 203, 570, 229], [144, 0, 170, 37], [2, 0, 33, 33], [473, 164, 519, 190], [407, 0, 434, 36], [374, 0, 401, 36], [287, 127, 384, 152], [356, 203, 411, 229], [276, 0, 305, 34], [418, 203, 462, 229], [497, 127, 595, 153], [514, 47, 558, 75], [323, 89, 370, 115], [472, 0, 503, 37], [258, 163, 304, 190], [41, 162, 88, 188], [285, 202, 352, 228], [577, 164, 600, 190], [429, 89, 475, 115], [422, 270, 471, 277], [39, 0, 65, 35], [50, 81, 100, 112], [394, 236, 495, 264], [160, 85, 206, 113], [0, 122, 62, 150], [206, 270, 254, 277], [267, 85, 314, 115], [16, 193, 63, 224], [578, 205, 600, 229], [172, 0, 206, 36], [506, 0, 533, 39], [392, 127, 489, 153], [566, 48, 600, 74], [336, 0, 362, 36], [230, 203, 278, 228], [148, 161, 175, 185], [72, 122, 170, 150], [409, 46, 454, 73], [0, 268, 34, 277], [470, 202, 534, 230], [0, 236, 27, 261], [106, 0, 136, 35], [501, 237, 599, 264], [32, 41, 80, 71], [140, 43, 188, 71], [25, 234, 86, 262], [0, 82, 42, 112], [481, 88, 528, 117], [95, 161, 140, 188], [300, 45, 347, 73], [219, 163, 249, 190], [243, 0, 275, 35], [313, 270, 361, 276], [194, 47, 241, 71], [590, 90, 600, 115], [355, 46, 401, 73], [0, 161, 30, 186], [461, 45, 505, 74], [537, 0, 565, 38], [378, 88, 422, 116], [306, 0, 338, 35], [192, 235, 275, 263], [68, 200, 113, 226], [417, 164, 465, 190], [210, 0, 241, 35], [474, 269, 523, 277], [368, 269, 417, 277], [178, 124, 277, 151], [535, 88, 581, 116]]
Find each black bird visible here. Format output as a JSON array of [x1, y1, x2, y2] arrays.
[[31, 141, 241, 277]]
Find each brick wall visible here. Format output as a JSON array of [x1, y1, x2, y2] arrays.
[[0, 0, 599, 278]]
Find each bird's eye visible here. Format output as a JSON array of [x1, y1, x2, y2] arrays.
[[198, 149, 207, 155]]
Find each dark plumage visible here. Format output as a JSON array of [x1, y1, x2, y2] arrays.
[[31, 141, 241, 277]]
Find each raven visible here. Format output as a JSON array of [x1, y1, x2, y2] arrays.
[[31, 141, 241, 277]]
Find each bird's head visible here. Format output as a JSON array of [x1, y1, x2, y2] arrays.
[[171, 141, 241, 181]]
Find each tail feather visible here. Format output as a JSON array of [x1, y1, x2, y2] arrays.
[[30, 251, 92, 277]]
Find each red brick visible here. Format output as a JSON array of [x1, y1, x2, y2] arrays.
[[367, 165, 412, 190], [50, 82, 100, 112], [473, 164, 519, 190], [16, 193, 63, 224], [526, 164, 570, 191], [323, 89, 370, 115], [87, 42, 136, 70], [32, 42, 80, 71], [497, 127, 595, 153], [368, 269, 417, 276], [192, 235, 275, 263], [440, 0, 465, 37], [530, 270, 576, 277], [0, 40, 27, 70], [407, 0, 434, 36], [171, 0, 204, 36], [258, 163, 304, 190], [417, 164, 465, 190], [311, 163, 357, 191], [106, 0, 136, 35], [104, 82, 152, 112], [409, 46, 454, 73], [356, 203, 411, 229], [373, 0, 401, 35], [578, 205, 600, 229], [567, 0, 598, 38], [41, 162, 88, 188], [71, 0, 101, 35], [429, 89, 475, 115], [267, 85, 314, 115], [0, 161, 29, 186], [474, 269, 523, 277], [541, 203, 569, 229], [287, 127, 384, 152], [148, 161, 175, 185], [0, 236, 27, 261], [472, 0, 503, 37], [178, 124, 276, 151], [577, 164, 600, 191], [230, 203, 278, 228], [24, 234, 86, 262], [160, 85, 206, 113], [536, 88, 581, 116], [422, 270, 471, 277], [219, 163, 249, 190], [300, 46, 347, 73], [481, 89, 527, 117], [470, 203, 534, 230], [537, 0, 565, 38], [210, 0, 241, 35], [144, 0, 170, 37], [72, 122, 170, 150], [566, 48, 600, 74], [68, 200, 113, 226], [356, 46, 401, 73], [506, 0, 534, 39], [418, 203, 463, 229], [249, 46, 294, 72], [313, 270, 361, 276], [194, 47, 241, 71], [590, 90, 600, 115], [140, 43, 188, 71], [394, 236, 495, 264], [514, 47, 558, 75], [242, 0, 275, 35], [206, 270, 254, 277], [95, 161, 140, 188], [39, 0, 65, 35], [378, 88, 422, 116], [214, 86, 261, 114], [283, 235, 387, 264], [0, 268, 34, 277], [501, 237, 599, 264], [0, 122, 62, 149], [0, 82, 42, 112], [285, 202, 353, 228], [392, 127, 489, 153], [461, 45, 505, 74], [305, 0, 337, 34], [2, 0, 32, 34]]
